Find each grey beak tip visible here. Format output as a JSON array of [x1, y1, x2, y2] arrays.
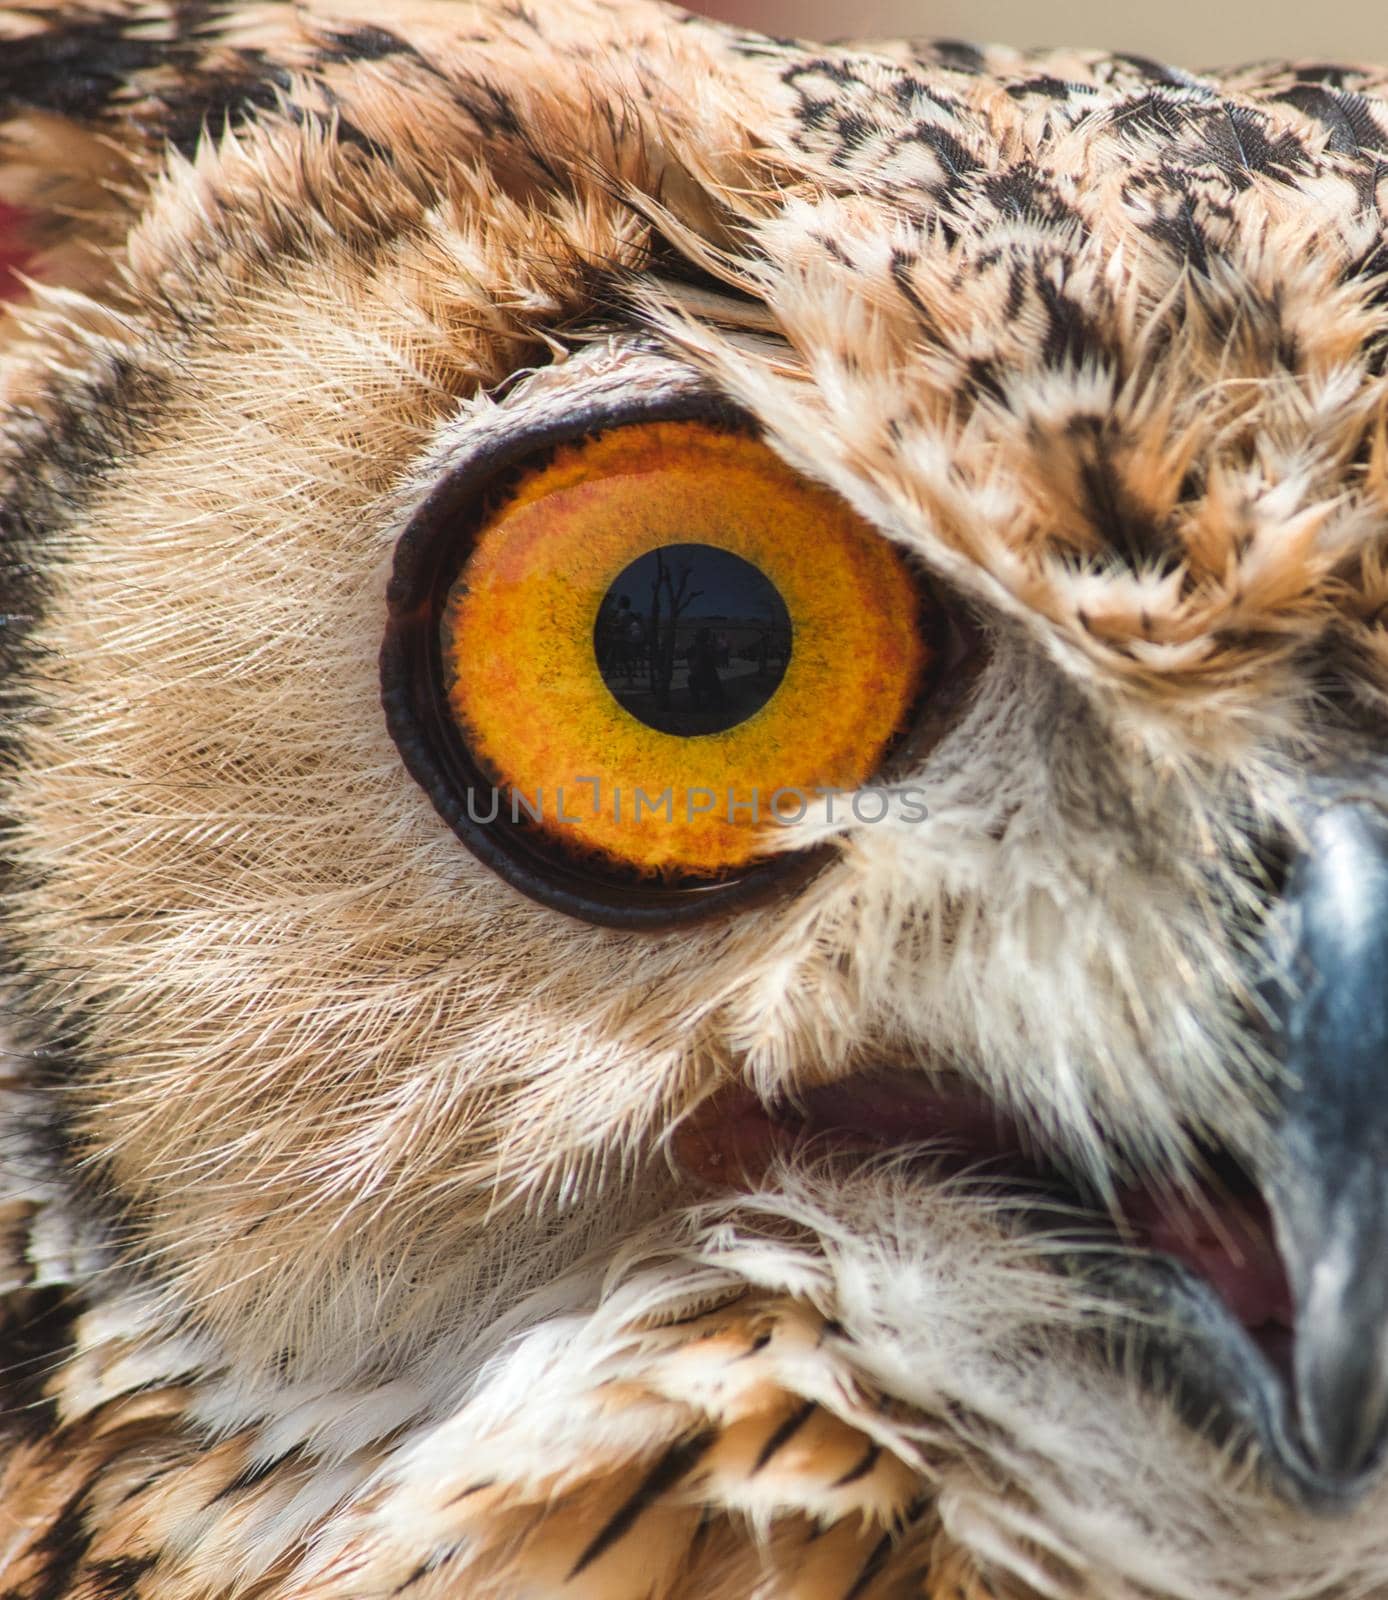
[[1294, 1271, 1388, 1481], [1260, 794, 1388, 1495]]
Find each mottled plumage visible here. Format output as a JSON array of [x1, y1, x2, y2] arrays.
[[4, 3, 1388, 1597]]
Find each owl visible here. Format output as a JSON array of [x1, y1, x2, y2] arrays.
[[5, 1, 1388, 1596]]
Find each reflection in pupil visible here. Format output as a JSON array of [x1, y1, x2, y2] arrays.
[[594, 543, 792, 737]]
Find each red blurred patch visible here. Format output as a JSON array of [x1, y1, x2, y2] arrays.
[[0, 201, 34, 300]]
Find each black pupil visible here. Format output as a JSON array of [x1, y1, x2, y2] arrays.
[[594, 543, 792, 736]]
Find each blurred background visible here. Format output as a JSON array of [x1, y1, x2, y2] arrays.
[[692, 1, 1387, 69]]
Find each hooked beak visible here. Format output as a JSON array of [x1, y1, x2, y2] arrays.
[[1260, 793, 1388, 1484]]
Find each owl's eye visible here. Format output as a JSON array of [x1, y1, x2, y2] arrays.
[[382, 403, 932, 926]]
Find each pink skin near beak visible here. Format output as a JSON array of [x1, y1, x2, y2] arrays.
[[674, 1077, 1294, 1351]]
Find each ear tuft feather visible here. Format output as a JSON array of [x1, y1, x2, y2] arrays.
[[0, 1, 309, 291]]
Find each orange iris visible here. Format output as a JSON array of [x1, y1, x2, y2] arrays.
[[441, 421, 927, 877]]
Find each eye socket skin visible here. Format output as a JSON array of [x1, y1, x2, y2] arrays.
[[381, 389, 936, 928]]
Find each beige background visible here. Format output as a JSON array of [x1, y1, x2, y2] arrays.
[[693, 1, 1388, 70]]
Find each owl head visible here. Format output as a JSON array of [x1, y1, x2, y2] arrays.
[[3, 3, 1388, 1596]]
